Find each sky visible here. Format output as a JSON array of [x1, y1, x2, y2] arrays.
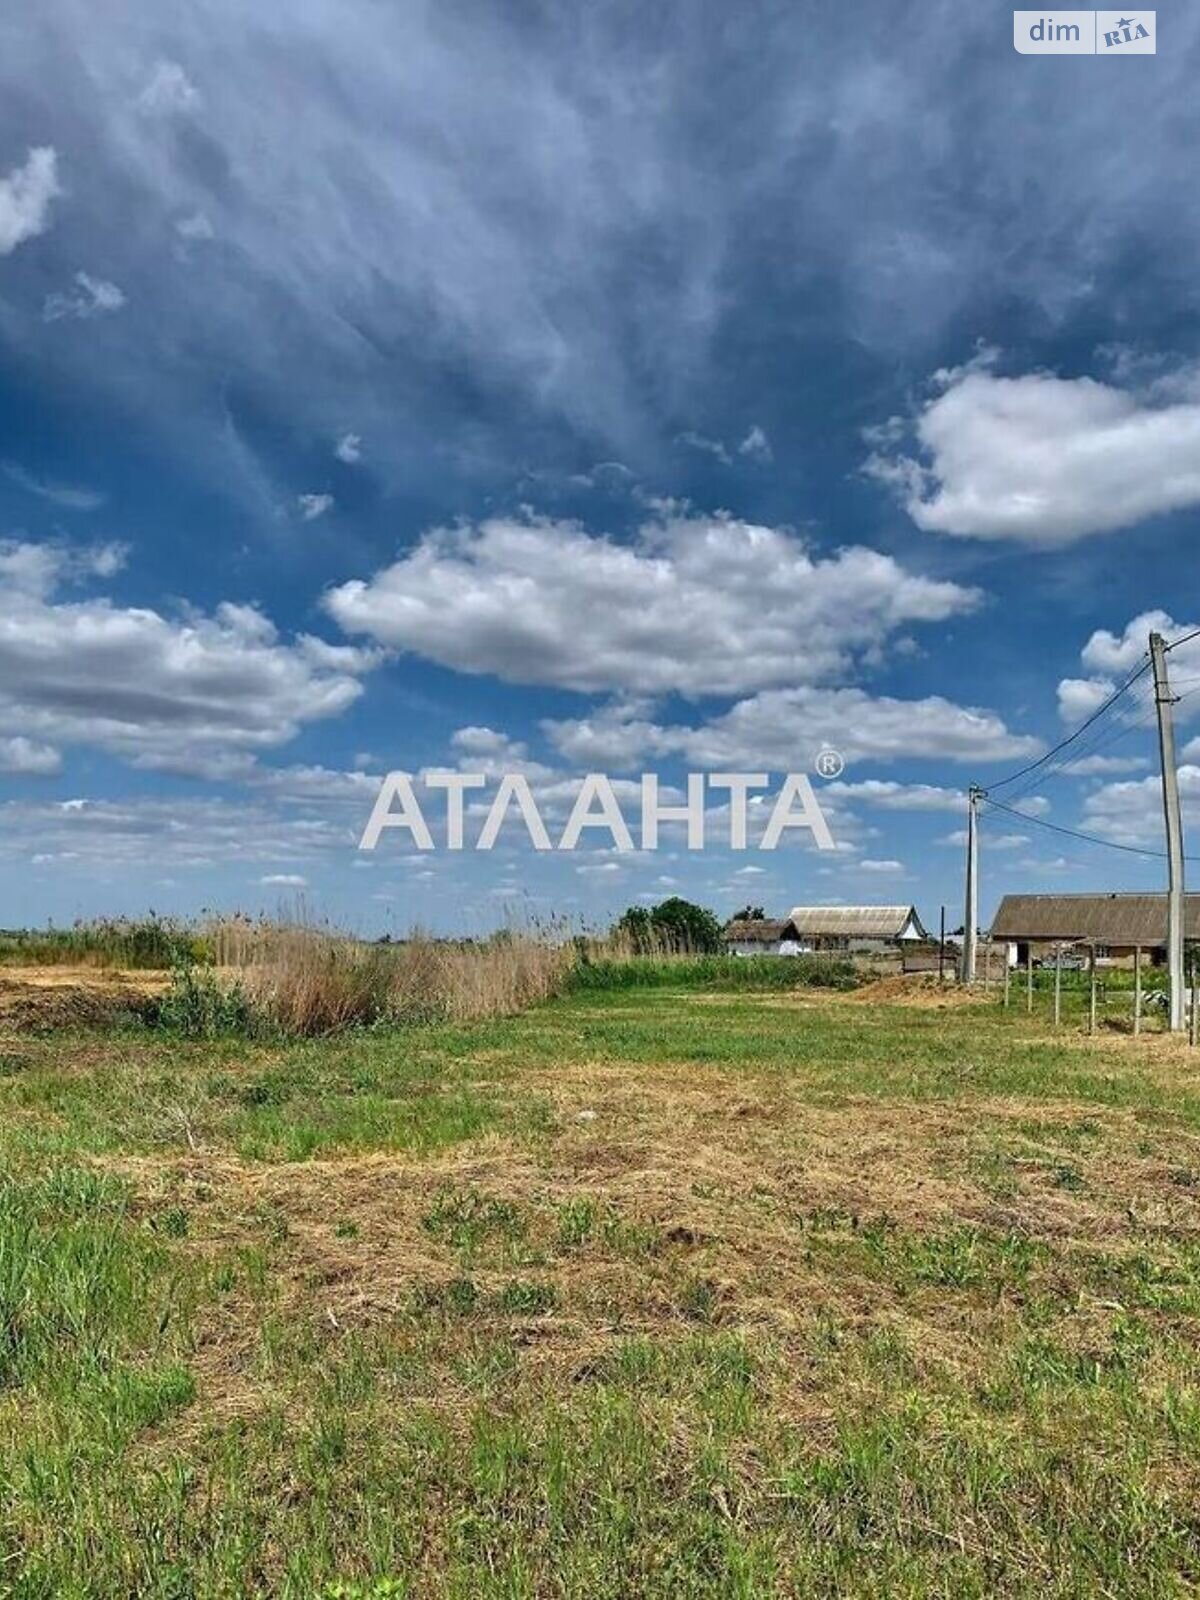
[[1, 0, 1199, 936]]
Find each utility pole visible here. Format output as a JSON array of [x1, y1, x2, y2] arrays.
[[963, 785, 981, 983], [1150, 631, 1186, 1031]]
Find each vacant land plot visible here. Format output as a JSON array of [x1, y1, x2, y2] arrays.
[[3, 978, 1200, 1597]]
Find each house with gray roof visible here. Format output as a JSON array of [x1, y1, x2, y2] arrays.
[[990, 893, 1200, 967]]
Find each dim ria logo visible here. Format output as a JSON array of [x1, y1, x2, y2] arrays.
[[359, 772, 838, 853], [1013, 11, 1155, 52]]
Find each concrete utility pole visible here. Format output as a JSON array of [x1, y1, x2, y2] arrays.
[[963, 785, 981, 983], [1150, 631, 1186, 1031]]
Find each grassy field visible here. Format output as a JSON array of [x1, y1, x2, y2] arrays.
[[3, 975, 1200, 1596]]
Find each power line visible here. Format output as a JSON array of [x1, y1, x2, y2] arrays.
[[1005, 696, 1158, 799], [998, 684, 1155, 806], [981, 793, 1200, 864], [986, 657, 1151, 795], [985, 629, 1197, 801]]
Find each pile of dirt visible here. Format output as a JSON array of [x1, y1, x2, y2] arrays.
[[842, 973, 979, 1008]]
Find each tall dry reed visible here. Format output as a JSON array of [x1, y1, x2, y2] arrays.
[[205, 917, 573, 1035]]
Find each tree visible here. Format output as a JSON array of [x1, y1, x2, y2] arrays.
[[732, 904, 765, 922], [613, 896, 723, 955]]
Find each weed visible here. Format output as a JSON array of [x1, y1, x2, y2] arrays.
[[152, 951, 261, 1038], [422, 1187, 527, 1260], [497, 1279, 557, 1316]]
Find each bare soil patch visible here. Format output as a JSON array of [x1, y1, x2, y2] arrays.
[[0, 964, 168, 1028]]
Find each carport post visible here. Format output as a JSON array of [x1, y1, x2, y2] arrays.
[[1133, 946, 1142, 1036]]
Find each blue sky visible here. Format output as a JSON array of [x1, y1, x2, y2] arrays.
[[1, 0, 1199, 935]]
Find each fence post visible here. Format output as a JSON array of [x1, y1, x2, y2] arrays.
[[1004, 948, 1011, 1009], [1134, 946, 1142, 1036], [1089, 944, 1097, 1036], [1054, 944, 1062, 1027], [1026, 946, 1034, 1015]]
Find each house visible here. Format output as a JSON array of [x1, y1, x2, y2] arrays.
[[784, 904, 928, 954], [990, 893, 1200, 968], [722, 918, 804, 956]]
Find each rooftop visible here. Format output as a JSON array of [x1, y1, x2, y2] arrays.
[[991, 893, 1200, 944]]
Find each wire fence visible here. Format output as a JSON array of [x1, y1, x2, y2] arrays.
[[991, 947, 1200, 1037]]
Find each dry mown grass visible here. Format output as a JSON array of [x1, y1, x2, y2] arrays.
[[91, 1030, 1200, 1425], [7, 981, 1200, 1595]]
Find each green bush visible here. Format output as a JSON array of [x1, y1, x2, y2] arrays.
[[150, 953, 264, 1038]]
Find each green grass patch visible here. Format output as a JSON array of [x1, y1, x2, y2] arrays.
[[568, 953, 861, 992], [4, 982, 1200, 1593]]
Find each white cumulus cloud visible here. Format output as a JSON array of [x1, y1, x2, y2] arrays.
[[327, 512, 978, 697], [1057, 612, 1200, 741], [0, 540, 373, 777], [867, 359, 1200, 545], [544, 688, 1039, 771]]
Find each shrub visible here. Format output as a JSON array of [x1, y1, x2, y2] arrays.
[[152, 951, 262, 1038]]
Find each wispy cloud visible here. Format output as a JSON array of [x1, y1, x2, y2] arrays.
[[43, 272, 126, 323], [676, 430, 731, 465], [0, 147, 59, 255], [2, 462, 105, 511], [0, 735, 61, 775], [135, 60, 200, 117], [298, 492, 334, 521], [175, 211, 214, 241], [737, 425, 772, 463]]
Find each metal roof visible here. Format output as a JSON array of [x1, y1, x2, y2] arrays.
[[785, 905, 926, 938], [990, 893, 1200, 944], [723, 919, 790, 943]]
